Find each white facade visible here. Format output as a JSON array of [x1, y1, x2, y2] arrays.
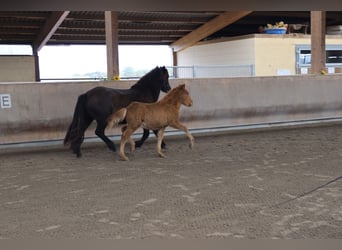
[[176, 34, 342, 76]]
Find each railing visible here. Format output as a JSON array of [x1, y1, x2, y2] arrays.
[[39, 64, 256, 82], [166, 65, 255, 78], [296, 63, 342, 75], [40, 77, 106, 82]]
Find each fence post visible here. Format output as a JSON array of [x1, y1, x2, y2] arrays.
[[251, 64, 255, 76], [173, 66, 178, 79]]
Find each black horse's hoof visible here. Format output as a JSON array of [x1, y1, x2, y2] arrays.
[[72, 147, 82, 158], [135, 141, 143, 148], [107, 144, 116, 152]]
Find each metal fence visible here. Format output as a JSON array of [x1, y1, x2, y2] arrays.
[[39, 65, 255, 82], [166, 65, 255, 78], [295, 63, 342, 75]]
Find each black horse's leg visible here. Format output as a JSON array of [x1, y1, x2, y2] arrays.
[[152, 130, 166, 149], [71, 118, 93, 158], [95, 121, 116, 152], [135, 129, 150, 148], [71, 136, 84, 158], [135, 129, 167, 148]]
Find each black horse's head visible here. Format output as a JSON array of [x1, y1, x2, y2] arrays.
[[132, 66, 171, 101], [158, 66, 171, 93]]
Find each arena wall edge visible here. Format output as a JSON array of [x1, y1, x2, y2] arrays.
[[1, 75, 342, 146]]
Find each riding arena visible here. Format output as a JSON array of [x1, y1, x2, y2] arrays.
[[1, 71, 342, 239]]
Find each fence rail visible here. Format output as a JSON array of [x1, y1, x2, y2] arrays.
[[39, 65, 255, 82], [166, 65, 255, 78]]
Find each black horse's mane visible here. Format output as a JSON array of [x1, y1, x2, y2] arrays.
[[131, 66, 165, 89]]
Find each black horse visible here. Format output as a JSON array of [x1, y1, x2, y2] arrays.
[[64, 66, 171, 157]]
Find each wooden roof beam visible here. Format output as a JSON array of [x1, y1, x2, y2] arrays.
[[33, 11, 70, 51], [170, 11, 252, 52]]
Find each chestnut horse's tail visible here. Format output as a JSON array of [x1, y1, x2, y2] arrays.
[[107, 108, 127, 129], [64, 93, 89, 146]]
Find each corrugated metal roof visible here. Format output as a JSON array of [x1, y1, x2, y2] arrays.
[[0, 11, 341, 47]]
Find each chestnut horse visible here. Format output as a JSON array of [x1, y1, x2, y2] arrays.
[[64, 66, 171, 157], [107, 84, 194, 161]]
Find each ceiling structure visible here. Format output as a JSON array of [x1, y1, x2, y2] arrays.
[[1, 11, 342, 50]]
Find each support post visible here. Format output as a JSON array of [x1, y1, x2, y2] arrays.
[[172, 50, 178, 78], [33, 49, 40, 81], [105, 11, 119, 80], [310, 11, 326, 74]]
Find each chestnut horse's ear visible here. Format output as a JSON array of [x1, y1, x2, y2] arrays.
[[179, 84, 185, 88]]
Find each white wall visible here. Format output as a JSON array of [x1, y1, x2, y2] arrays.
[[177, 36, 255, 66], [177, 34, 342, 76]]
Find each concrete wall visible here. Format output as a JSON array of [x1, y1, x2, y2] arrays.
[[1, 75, 342, 146], [0, 56, 36, 82]]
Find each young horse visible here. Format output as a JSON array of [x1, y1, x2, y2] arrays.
[[64, 66, 171, 157], [107, 84, 194, 161]]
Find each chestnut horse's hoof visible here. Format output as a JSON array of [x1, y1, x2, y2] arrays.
[[158, 152, 166, 158], [119, 153, 129, 161]]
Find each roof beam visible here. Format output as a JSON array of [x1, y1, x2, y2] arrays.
[[33, 11, 70, 51], [170, 11, 252, 52]]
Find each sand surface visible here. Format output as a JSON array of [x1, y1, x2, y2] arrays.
[[0, 125, 341, 239]]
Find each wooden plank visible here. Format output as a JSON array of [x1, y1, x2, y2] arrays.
[[170, 11, 252, 52], [310, 11, 326, 74], [105, 11, 119, 80], [33, 11, 70, 51]]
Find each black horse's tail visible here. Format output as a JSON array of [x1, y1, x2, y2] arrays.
[[64, 93, 88, 146]]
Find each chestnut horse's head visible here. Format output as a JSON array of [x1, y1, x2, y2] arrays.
[[177, 84, 193, 107]]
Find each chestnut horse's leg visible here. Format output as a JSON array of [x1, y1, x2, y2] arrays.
[[170, 121, 194, 149], [157, 128, 166, 158], [119, 125, 139, 161], [153, 130, 166, 149], [119, 131, 129, 161], [129, 137, 135, 152]]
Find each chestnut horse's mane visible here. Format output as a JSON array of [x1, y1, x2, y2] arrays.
[[159, 84, 186, 104]]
